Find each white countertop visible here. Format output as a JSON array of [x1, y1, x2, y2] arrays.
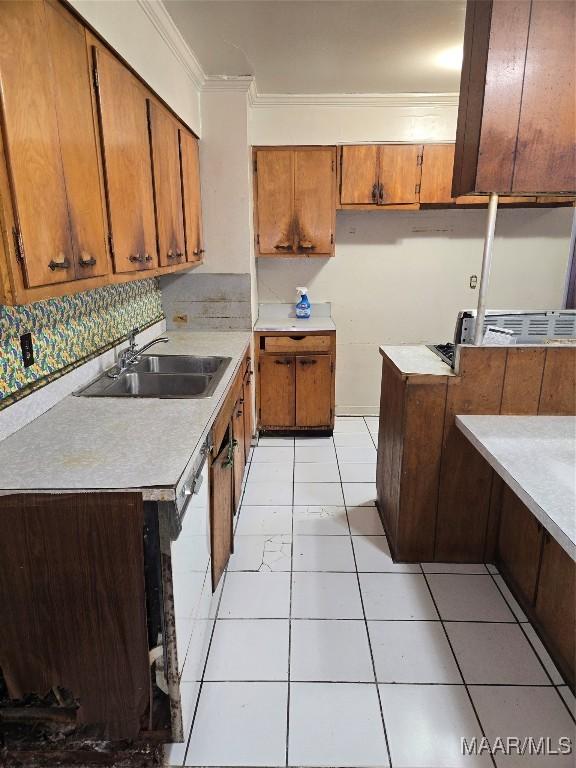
[[456, 415, 576, 561], [380, 345, 455, 376], [0, 331, 250, 503], [254, 302, 336, 333]]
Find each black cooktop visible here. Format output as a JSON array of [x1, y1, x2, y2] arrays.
[[428, 343, 456, 368]]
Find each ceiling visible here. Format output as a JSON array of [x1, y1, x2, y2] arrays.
[[165, 0, 466, 94]]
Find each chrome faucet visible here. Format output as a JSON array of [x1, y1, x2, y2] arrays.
[[108, 328, 169, 378]]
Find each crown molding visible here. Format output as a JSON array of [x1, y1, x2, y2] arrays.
[[248, 91, 459, 109], [136, 0, 206, 90], [203, 76, 256, 93]]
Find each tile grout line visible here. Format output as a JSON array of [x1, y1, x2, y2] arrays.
[[333, 429, 394, 768], [419, 566, 498, 768], [487, 569, 576, 725]]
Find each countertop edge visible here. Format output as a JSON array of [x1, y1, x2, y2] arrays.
[[456, 415, 576, 562]]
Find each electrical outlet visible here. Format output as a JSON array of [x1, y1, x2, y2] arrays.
[[20, 332, 34, 368], [470, 274, 478, 289]]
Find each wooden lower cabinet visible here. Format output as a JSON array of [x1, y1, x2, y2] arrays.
[[232, 394, 246, 512], [256, 332, 336, 432], [496, 486, 543, 607], [210, 435, 234, 591], [243, 359, 255, 458], [534, 535, 576, 686], [295, 354, 332, 427]]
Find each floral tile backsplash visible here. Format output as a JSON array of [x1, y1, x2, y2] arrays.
[[0, 279, 164, 407]]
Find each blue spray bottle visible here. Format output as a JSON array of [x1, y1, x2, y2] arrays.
[[295, 287, 311, 319]]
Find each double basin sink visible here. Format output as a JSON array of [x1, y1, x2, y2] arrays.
[[76, 355, 232, 399]]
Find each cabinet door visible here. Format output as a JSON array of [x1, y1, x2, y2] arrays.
[[295, 355, 332, 428], [497, 486, 543, 607], [0, 0, 74, 287], [419, 145, 455, 204], [534, 534, 575, 684], [232, 397, 246, 512], [148, 101, 185, 267], [180, 130, 204, 264], [255, 150, 294, 255], [379, 145, 422, 204], [92, 42, 157, 273], [46, 0, 109, 280], [340, 145, 379, 204], [259, 355, 295, 428], [243, 361, 255, 458], [210, 437, 233, 591], [294, 148, 335, 256]]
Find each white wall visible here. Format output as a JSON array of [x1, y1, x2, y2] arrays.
[[70, 0, 202, 134], [258, 208, 571, 413]]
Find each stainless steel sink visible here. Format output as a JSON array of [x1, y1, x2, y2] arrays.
[[75, 355, 231, 398], [132, 354, 229, 375]]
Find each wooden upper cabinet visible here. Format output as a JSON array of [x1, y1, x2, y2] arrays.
[[454, 0, 576, 195], [419, 145, 455, 204], [294, 148, 336, 255], [179, 130, 204, 264], [46, 0, 109, 280], [340, 145, 379, 204], [91, 39, 157, 273], [254, 147, 335, 257], [340, 144, 422, 206], [148, 100, 185, 268], [254, 149, 295, 255], [0, 0, 105, 288]]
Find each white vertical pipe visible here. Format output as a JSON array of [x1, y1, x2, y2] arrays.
[[561, 206, 576, 308], [473, 192, 499, 345]]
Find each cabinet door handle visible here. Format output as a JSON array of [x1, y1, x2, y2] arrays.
[[193, 248, 205, 256], [145, 253, 153, 262], [129, 253, 144, 263], [274, 242, 293, 251], [299, 358, 317, 366], [79, 252, 97, 267], [378, 183, 385, 204], [299, 241, 315, 251], [49, 255, 71, 271], [274, 359, 292, 366], [371, 183, 379, 203]]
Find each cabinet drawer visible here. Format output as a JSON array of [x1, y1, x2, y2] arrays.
[[264, 335, 331, 353]]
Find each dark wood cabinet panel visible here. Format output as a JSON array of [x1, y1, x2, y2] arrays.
[[91, 39, 157, 273], [0, 0, 75, 287], [454, 0, 576, 195], [294, 148, 335, 255], [0, 493, 149, 739], [497, 486, 543, 607], [340, 145, 379, 204], [148, 101, 185, 268], [295, 354, 332, 428], [534, 534, 576, 687], [210, 438, 233, 591], [179, 129, 204, 264], [259, 354, 296, 428]]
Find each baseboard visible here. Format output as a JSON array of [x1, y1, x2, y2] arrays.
[[335, 406, 379, 417]]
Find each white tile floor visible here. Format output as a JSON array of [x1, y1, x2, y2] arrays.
[[166, 416, 576, 768]]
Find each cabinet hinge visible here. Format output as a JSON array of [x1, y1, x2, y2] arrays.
[[331, 360, 334, 373], [108, 233, 115, 258], [330, 233, 334, 244], [331, 159, 335, 172], [256, 233, 260, 245], [13, 226, 25, 262], [257, 361, 261, 372], [415, 183, 421, 195], [417, 154, 423, 166], [253, 157, 257, 173]]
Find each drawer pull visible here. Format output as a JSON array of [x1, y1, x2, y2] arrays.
[[79, 253, 97, 267], [49, 256, 71, 271], [274, 359, 292, 366], [289, 336, 305, 341]]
